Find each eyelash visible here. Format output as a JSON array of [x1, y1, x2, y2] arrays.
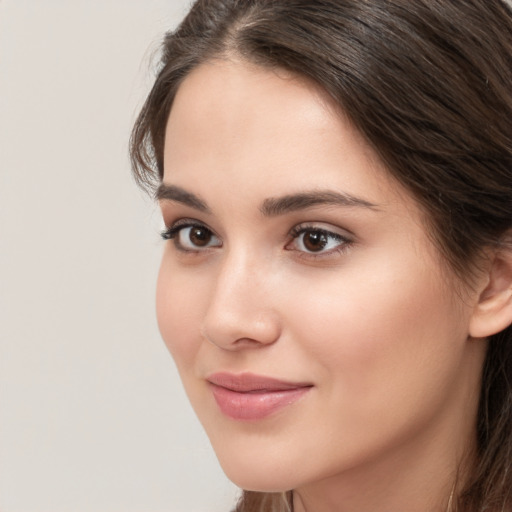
[[161, 220, 353, 258], [287, 224, 353, 258], [161, 221, 202, 241], [161, 220, 221, 252]]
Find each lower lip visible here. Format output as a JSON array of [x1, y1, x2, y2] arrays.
[[209, 384, 311, 421]]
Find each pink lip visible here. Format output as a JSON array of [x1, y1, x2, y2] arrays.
[[207, 372, 312, 421]]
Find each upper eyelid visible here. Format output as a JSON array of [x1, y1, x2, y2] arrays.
[[162, 220, 222, 250], [284, 231, 353, 262], [165, 217, 216, 232], [288, 225, 352, 246], [161, 218, 213, 238], [292, 225, 344, 235], [289, 222, 354, 239]]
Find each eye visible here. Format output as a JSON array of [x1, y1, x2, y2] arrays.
[[162, 221, 222, 251], [287, 225, 351, 255]]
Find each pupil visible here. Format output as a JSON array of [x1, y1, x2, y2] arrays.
[[190, 227, 211, 246], [304, 230, 327, 252]]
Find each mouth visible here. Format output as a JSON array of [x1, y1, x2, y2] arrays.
[[206, 372, 313, 421]]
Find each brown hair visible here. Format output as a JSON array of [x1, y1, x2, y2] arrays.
[[130, 1, 512, 510]]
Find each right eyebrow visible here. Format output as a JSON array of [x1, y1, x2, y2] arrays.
[[155, 184, 211, 214]]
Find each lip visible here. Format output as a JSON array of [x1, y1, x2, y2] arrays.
[[206, 372, 313, 421]]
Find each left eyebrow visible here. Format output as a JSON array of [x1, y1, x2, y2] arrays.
[[260, 190, 379, 217], [155, 184, 211, 213]]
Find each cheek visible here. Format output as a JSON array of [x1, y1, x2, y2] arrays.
[[280, 254, 468, 412], [156, 259, 205, 367]]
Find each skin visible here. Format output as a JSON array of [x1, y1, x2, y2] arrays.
[[156, 58, 488, 512]]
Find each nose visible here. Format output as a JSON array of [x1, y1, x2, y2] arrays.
[[201, 251, 281, 351]]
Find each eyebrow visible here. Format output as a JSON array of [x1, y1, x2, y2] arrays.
[[156, 184, 211, 213], [260, 190, 378, 216], [156, 183, 378, 216]]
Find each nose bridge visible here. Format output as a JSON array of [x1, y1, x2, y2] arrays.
[[202, 245, 280, 349]]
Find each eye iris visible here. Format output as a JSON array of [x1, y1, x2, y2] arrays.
[[189, 226, 211, 246], [303, 230, 328, 252]]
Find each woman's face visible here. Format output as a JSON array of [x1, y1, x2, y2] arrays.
[[157, 59, 485, 493]]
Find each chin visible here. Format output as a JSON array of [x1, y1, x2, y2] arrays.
[[222, 466, 294, 493], [211, 443, 300, 492]]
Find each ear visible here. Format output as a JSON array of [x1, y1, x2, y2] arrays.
[[469, 242, 512, 339]]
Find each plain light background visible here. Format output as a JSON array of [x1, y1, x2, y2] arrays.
[[4, 2, 512, 512], [0, 1, 239, 511]]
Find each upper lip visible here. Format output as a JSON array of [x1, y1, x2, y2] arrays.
[[206, 372, 313, 393]]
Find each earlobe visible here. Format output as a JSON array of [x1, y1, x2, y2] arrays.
[[469, 244, 512, 339]]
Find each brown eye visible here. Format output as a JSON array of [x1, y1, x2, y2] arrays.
[[168, 223, 222, 251], [302, 230, 328, 252], [288, 225, 350, 256], [189, 226, 212, 247]]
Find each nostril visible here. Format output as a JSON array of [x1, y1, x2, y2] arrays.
[[201, 330, 270, 350], [200, 311, 281, 350]]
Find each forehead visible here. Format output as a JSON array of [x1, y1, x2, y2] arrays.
[[163, 58, 403, 209], [168, 58, 334, 135]]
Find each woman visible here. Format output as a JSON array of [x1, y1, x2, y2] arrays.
[[130, 1, 512, 511]]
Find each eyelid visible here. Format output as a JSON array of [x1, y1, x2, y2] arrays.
[[161, 218, 205, 240], [287, 222, 354, 258], [161, 218, 222, 251], [289, 221, 353, 240]]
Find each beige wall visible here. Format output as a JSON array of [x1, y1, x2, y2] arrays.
[[0, 1, 238, 511]]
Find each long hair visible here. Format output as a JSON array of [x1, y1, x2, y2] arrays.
[[130, 1, 512, 510]]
